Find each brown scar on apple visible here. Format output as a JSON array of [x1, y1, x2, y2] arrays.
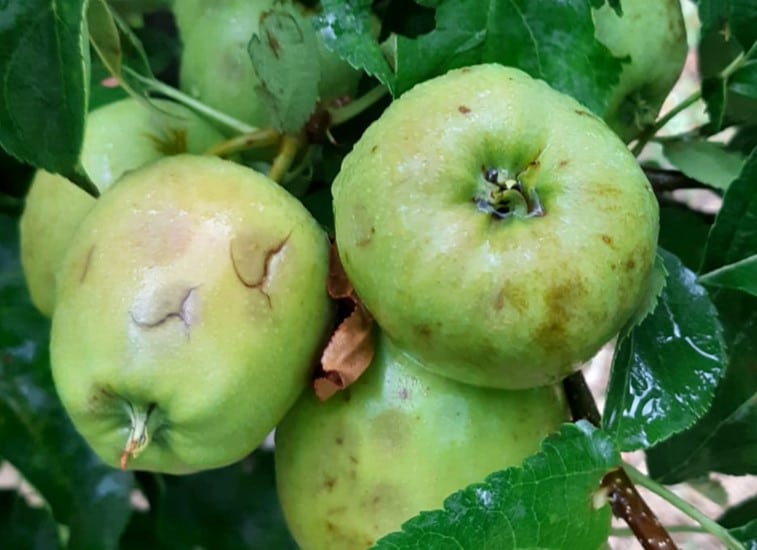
[[229, 232, 291, 307], [130, 286, 197, 333], [79, 245, 95, 284]]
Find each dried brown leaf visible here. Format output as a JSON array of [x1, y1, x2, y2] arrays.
[[327, 242, 354, 300], [315, 303, 375, 401]]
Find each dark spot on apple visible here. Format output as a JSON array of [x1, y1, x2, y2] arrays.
[[414, 324, 432, 339], [461, 67, 471, 73], [528, 158, 540, 169], [574, 109, 591, 117], [79, 245, 95, 284], [325, 520, 339, 533], [323, 475, 337, 491], [494, 286, 527, 313], [398, 387, 410, 400], [335, 436, 344, 445], [370, 144, 378, 153], [356, 226, 375, 247], [458, 105, 471, 114], [601, 235, 613, 245], [625, 259, 636, 271], [558, 160, 570, 168], [349, 455, 358, 465], [534, 280, 587, 352], [611, 264, 617, 271]]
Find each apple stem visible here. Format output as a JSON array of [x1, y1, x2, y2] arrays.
[[120, 404, 155, 470], [269, 134, 304, 183], [205, 128, 282, 158]]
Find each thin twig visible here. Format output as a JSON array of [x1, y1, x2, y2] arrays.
[[562, 372, 678, 550], [643, 167, 712, 193]]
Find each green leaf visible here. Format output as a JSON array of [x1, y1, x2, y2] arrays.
[[730, 59, 757, 98], [663, 140, 745, 192], [618, 252, 667, 336], [313, 0, 394, 90], [603, 249, 727, 451], [390, 0, 623, 113], [0, 490, 61, 549], [696, 0, 757, 52], [658, 203, 713, 272], [120, 452, 295, 550], [87, 0, 155, 100], [646, 290, 757, 482], [731, 519, 757, 549], [701, 148, 757, 274], [373, 422, 618, 550], [248, 6, 320, 133], [701, 77, 728, 133], [699, 254, 757, 296], [0, 0, 89, 172], [720, 495, 757, 528], [0, 215, 134, 550]]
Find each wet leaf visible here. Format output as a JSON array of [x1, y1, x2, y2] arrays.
[[373, 421, 618, 550], [0, 0, 88, 173], [0, 215, 134, 550], [603, 249, 727, 451], [645, 290, 757, 482], [313, 0, 393, 91]]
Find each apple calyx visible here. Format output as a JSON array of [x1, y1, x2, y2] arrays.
[[475, 166, 544, 219], [120, 403, 156, 470]]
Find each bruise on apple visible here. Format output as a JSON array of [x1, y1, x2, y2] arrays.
[[130, 286, 198, 333]]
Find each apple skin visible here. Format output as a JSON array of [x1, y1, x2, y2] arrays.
[[19, 172, 95, 316], [50, 154, 333, 474], [81, 97, 224, 189], [19, 98, 223, 317], [594, 0, 687, 142], [178, 0, 363, 130], [275, 331, 569, 550], [333, 64, 659, 390]]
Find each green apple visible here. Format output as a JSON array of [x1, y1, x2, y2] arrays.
[[50, 154, 332, 474], [333, 64, 659, 390], [19, 172, 95, 316], [275, 331, 569, 550], [594, 0, 687, 142], [81, 97, 224, 189], [19, 97, 223, 317], [178, 0, 363, 130]]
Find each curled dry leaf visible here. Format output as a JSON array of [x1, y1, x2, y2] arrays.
[[314, 243, 376, 401]]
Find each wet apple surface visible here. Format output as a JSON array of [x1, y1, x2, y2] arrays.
[[50, 155, 333, 474], [275, 331, 570, 550], [333, 64, 659, 390]]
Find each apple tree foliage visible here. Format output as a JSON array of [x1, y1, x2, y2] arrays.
[[0, 0, 755, 548]]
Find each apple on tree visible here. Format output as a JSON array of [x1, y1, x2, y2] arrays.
[[19, 97, 224, 317], [177, 0, 365, 130], [333, 64, 659, 390], [50, 154, 333, 474], [593, 0, 688, 142], [275, 330, 570, 550]]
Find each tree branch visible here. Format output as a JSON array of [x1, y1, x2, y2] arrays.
[[562, 372, 679, 550], [643, 167, 711, 193]]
